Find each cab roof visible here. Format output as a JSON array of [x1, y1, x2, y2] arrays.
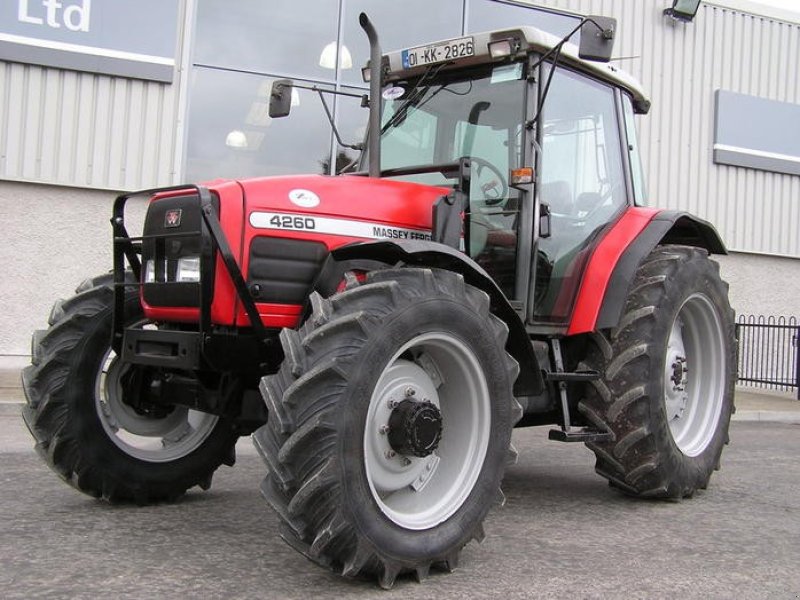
[[382, 25, 651, 114]]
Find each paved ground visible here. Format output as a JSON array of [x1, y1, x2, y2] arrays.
[[1, 413, 799, 599]]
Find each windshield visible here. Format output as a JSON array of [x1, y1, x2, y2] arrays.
[[378, 63, 527, 188], [376, 63, 527, 298]]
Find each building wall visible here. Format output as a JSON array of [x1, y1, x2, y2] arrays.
[[530, 0, 800, 258], [716, 252, 799, 319], [0, 0, 798, 361], [0, 180, 146, 356]]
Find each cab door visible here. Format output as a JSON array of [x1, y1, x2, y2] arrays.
[[530, 67, 629, 326], [454, 64, 528, 301]]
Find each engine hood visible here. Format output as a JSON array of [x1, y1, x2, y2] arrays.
[[233, 174, 450, 238]]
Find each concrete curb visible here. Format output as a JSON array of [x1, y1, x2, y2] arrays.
[[2, 402, 799, 424], [732, 410, 800, 424], [3, 364, 797, 423]]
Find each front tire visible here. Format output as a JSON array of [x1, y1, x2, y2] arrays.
[[21, 275, 239, 503], [580, 245, 735, 498], [253, 268, 521, 588]]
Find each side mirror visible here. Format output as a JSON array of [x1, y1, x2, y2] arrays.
[[269, 79, 294, 118], [578, 16, 616, 63]]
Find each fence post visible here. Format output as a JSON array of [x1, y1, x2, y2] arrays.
[[735, 322, 740, 384], [795, 325, 800, 401]]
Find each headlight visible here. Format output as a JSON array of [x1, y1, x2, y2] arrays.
[[143, 259, 157, 283], [176, 256, 201, 282], [143, 256, 200, 283]]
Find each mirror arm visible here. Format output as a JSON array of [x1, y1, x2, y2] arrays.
[[290, 82, 366, 101], [314, 88, 364, 152]]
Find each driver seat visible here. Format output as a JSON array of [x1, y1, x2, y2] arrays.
[[540, 180, 573, 215]]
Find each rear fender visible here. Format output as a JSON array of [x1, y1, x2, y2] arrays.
[[330, 240, 544, 396], [591, 210, 727, 332]]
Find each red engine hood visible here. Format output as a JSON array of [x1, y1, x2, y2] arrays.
[[234, 174, 450, 237]]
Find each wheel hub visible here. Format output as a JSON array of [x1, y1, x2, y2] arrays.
[[670, 355, 689, 392], [664, 318, 690, 421], [96, 349, 219, 463], [387, 399, 443, 458]]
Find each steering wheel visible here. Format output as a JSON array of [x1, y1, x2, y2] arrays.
[[468, 156, 508, 206]]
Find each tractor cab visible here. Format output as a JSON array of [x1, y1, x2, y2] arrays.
[[378, 26, 650, 330]]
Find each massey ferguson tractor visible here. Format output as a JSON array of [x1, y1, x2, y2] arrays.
[[22, 13, 735, 588]]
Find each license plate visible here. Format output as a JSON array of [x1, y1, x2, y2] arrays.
[[401, 36, 475, 69]]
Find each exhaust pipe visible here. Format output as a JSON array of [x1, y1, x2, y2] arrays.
[[359, 13, 381, 178]]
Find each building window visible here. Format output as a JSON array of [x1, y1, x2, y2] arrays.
[[185, 0, 581, 182], [185, 68, 335, 181], [339, 0, 462, 86], [193, 0, 340, 82]]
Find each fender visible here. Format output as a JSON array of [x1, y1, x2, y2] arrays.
[[568, 208, 727, 335], [331, 240, 545, 396]]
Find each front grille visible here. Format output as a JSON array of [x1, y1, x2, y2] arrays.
[[247, 237, 328, 304], [141, 194, 213, 308]]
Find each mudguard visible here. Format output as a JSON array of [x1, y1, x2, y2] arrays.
[[331, 240, 544, 396], [569, 209, 727, 335]]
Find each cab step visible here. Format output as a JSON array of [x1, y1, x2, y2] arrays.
[[544, 369, 600, 382], [548, 428, 614, 443]]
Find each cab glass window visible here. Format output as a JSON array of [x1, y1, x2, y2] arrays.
[[623, 94, 648, 205], [534, 67, 626, 323], [378, 64, 527, 297]]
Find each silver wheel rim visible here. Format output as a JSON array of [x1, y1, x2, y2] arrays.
[[364, 332, 491, 530], [663, 293, 726, 457], [95, 340, 219, 463]]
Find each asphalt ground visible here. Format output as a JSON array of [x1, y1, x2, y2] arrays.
[[1, 414, 799, 599]]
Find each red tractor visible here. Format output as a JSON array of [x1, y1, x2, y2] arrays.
[[23, 13, 735, 588]]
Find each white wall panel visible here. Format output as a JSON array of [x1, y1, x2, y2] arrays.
[[525, 0, 800, 257]]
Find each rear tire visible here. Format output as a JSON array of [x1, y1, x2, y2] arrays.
[[579, 245, 735, 499], [253, 268, 521, 588], [22, 275, 239, 503]]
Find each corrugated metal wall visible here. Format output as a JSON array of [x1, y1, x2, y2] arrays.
[[0, 6, 187, 191], [0, 66, 181, 190], [529, 0, 800, 258]]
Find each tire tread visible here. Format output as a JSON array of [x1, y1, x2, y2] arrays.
[[22, 274, 236, 503], [579, 245, 735, 499], [254, 267, 517, 586]]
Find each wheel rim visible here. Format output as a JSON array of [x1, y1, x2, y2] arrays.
[[95, 343, 219, 463], [364, 332, 491, 530], [663, 293, 726, 457]]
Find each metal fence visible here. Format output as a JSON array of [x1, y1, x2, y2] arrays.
[[736, 315, 799, 400]]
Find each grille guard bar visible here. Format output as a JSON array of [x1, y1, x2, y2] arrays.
[[111, 185, 269, 364]]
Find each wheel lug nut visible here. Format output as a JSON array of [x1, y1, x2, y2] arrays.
[[387, 399, 398, 409], [405, 387, 416, 397], [379, 425, 390, 435], [385, 450, 396, 459]]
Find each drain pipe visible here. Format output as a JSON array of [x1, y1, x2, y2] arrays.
[[359, 13, 381, 178]]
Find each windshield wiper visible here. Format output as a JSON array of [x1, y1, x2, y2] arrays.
[[380, 63, 447, 134]]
